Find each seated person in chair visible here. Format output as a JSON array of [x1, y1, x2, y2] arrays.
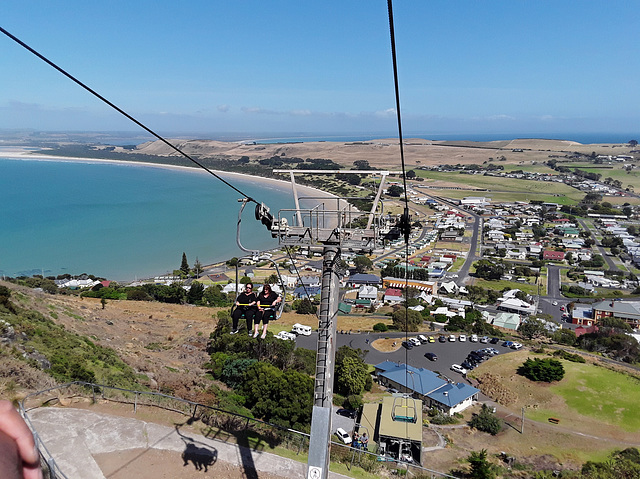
[[253, 284, 282, 339], [230, 283, 257, 334]]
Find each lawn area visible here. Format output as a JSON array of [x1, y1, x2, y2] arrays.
[[469, 350, 640, 446], [473, 278, 542, 296], [416, 170, 585, 199], [448, 256, 466, 272], [527, 361, 640, 433], [429, 188, 581, 205]]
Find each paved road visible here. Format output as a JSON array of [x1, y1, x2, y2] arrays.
[[410, 190, 481, 285], [546, 264, 562, 299], [577, 218, 617, 270]]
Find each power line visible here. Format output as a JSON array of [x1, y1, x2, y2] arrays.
[[0, 26, 257, 204]]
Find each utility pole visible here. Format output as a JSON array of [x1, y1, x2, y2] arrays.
[[521, 407, 525, 434], [307, 247, 340, 479]]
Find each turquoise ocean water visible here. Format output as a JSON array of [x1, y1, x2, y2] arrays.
[[0, 158, 299, 281]]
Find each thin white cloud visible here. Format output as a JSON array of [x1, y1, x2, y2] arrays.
[[484, 114, 515, 121], [217, 104, 230, 113], [374, 108, 396, 118]]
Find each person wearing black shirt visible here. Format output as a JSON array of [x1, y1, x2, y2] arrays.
[[231, 283, 257, 334], [253, 284, 281, 339]]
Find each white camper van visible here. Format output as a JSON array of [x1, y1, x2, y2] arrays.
[[292, 323, 312, 336]]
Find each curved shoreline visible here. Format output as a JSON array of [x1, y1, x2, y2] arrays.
[[0, 147, 339, 203], [0, 147, 350, 281]]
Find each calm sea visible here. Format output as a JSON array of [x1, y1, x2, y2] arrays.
[[0, 158, 299, 281]]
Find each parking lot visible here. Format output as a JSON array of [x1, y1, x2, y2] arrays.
[[294, 332, 518, 379]]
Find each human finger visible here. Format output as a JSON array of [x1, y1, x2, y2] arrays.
[[0, 401, 40, 467]]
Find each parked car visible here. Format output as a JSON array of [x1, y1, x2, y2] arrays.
[[511, 342, 523, 350], [459, 334, 467, 342], [335, 427, 352, 445], [502, 341, 514, 348], [450, 364, 467, 374], [438, 335, 447, 343], [336, 408, 357, 419], [424, 352, 438, 361], [490, 337, 500, 344], [275, 331, 296, 341], [461, 360, 475, 370], [402, 340, 413, 350], [480, 336, 489, 343], [427, 336, 435, 343], [387, 387, 399, 394], [488, 348, 500, 355], [470, 334, 478, 342], [448, 334, 456, 342], [410, 337, 421, 347]]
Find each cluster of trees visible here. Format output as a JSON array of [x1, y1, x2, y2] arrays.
[[577, 318, 640, 363], [297, 158, 342, 170], [206, 312, 316, 429], [474, 260, 506, 281], [464, 285, 502, 304], [206, 314, 371, 428], [82, 282, 233, 307], [334, 346, 372, 409], [518, 358, 565, 382], [380, 263, 431, 281], [443, 309, 504, 337]]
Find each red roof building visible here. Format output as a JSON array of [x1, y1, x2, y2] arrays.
[[543, 250, 565, 261]]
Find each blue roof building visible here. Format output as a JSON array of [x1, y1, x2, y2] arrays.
[[375, 362, 480, 416], [375, 362, 447, 396], [426, 383, 480, 416]]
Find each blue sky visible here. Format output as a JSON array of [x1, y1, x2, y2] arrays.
[[1, 1, 638, 140]]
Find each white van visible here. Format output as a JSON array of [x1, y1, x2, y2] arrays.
[[292, 323, 312, 336], [417, 335, 428, 344]]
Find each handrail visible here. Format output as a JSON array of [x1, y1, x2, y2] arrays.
[[19, 381, 456, 479]]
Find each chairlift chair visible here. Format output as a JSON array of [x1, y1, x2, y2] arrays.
[[232, 199, 286, 320]]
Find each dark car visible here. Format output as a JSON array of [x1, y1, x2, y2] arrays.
[[461, 360, 475, 370], [490, 337, 500, 344], [402, 340, 413, 350], [466, 356, 481, 366], [424, 352, 438, 361], [502, 341, 514, 348], [336, 408, 357, 419], [438, 335, 447, 343]]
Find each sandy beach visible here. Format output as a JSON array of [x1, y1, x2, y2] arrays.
[[0, 146, 339, 203]]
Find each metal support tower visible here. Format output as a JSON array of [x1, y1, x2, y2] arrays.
[[306, 246, 340, 479]]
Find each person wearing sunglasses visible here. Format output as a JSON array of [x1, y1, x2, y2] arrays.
[[230, 283, 257, 334], [253, 284, 282, 339]]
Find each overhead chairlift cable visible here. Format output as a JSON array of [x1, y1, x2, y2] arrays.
[[388, 0, 415, 437], [0, 26, 258, 205]]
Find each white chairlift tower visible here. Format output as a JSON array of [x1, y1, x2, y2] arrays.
[[253, 169, 407, 479]]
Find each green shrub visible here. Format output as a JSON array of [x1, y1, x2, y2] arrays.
[[553, 349, 586, 363], [373, 322, 388, 332], [468, 404, 502, 435], [518, 357, 565, 382]]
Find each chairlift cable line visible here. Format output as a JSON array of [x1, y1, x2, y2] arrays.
[[387, 0, 413, 402], [284, 246, 313, 304], [0, 26, 257, 204]]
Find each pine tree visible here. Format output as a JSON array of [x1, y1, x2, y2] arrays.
[[180, 252, 190, 277]]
